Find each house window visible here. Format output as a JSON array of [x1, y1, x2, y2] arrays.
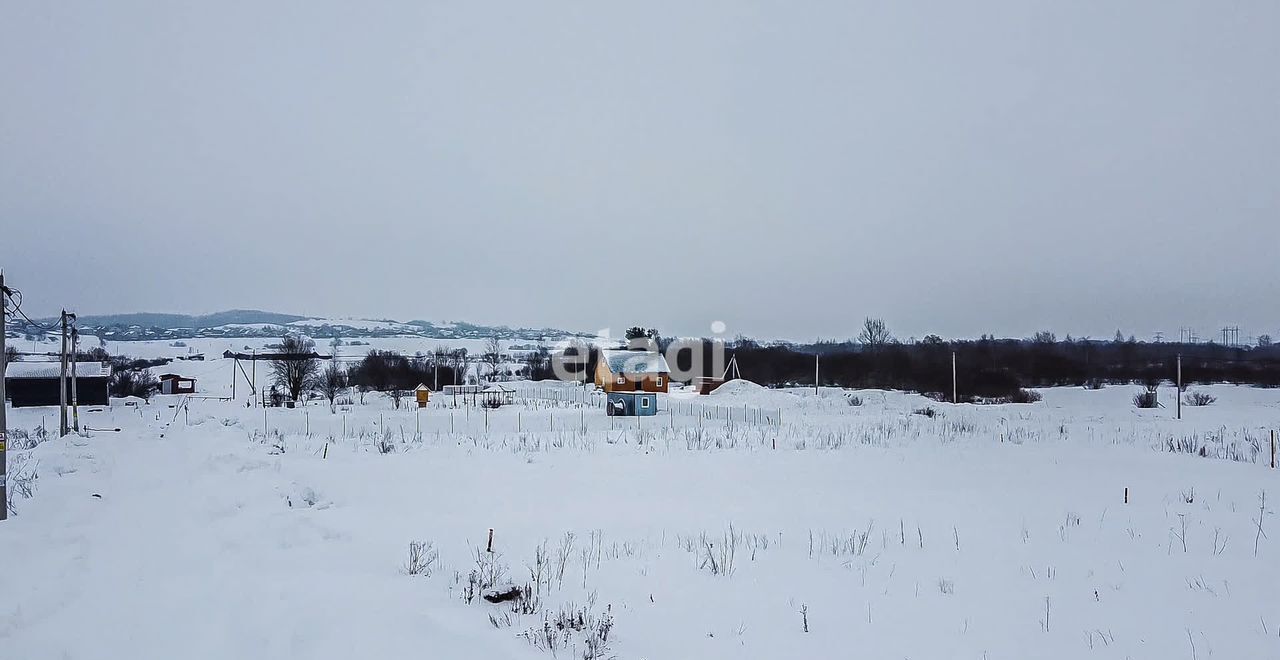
[[617, 376, 624, 384], [640, 398, 650, 409], [656, 376, 664, 387]]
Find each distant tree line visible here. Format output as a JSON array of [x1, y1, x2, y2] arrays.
[[553, 319, 1280, 398], [346, 348, 469, 394]]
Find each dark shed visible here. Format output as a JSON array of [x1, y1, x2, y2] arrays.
[[4, 362, 111, 408]]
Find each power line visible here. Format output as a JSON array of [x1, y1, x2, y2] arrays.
[[1, 285, 60, 332]]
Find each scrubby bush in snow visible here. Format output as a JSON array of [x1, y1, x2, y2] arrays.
[[1007, 388, 1042, 403], [5, 452, 38, 515], [110, 368, 159, 399], [404, 541, 439, 577], [1184, 391, 1217, 406], [375, 430, 395, 454], [1134, 387, 1159, 409]]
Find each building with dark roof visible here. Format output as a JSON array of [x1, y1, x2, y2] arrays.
[[4, 362, 111, 408]]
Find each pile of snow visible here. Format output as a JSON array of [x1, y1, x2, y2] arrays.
[[707, 378, 767, 396], [706, 379, 805, 409]]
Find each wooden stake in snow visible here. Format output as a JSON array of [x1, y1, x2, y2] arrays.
[[1124, 487, 1129, 504], [1255, 490, 1268, 558], [1272, 430, 1276, 469]]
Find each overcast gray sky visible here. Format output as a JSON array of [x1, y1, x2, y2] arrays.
[[2, 1, 1277, 341]]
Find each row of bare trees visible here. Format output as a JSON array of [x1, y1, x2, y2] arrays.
[[267, 336, 484, 410]]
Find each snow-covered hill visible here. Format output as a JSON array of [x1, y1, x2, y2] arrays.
[[8, 311, 584, 342]]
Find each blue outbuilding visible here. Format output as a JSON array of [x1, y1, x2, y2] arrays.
[[606, 391, 658, 417]]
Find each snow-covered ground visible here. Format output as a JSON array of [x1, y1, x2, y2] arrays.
[[2, 365, 1279, 659]]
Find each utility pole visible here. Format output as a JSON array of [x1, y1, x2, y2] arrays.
[[952, 352, 958, 404], [59, 310, 68, 436], [814, 353, 819, 396], [70, 318, 80, 432], [1176, 353, 1182, 420], [1, 272, 9, 521]]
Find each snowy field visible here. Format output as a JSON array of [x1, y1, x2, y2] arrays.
[[2, 355, 1279, 659]]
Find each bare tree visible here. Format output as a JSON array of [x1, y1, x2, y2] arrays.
[[858, 317, 893, 350], [271, 334, 320, 401], [524, 344, 551, 380], [553, 338, 591, 383], [481, 336, 503, 382], [447, 348, 471, 385], [316, 361, 347, 411], [1259, 334, 1273, 348]]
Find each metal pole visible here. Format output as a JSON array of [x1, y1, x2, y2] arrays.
[[0, 272, 9, 520], [814, 353, 819, 395], [59, 310, 68, 436], [70, 319, 79, 432], [252, 349, 257, 407]]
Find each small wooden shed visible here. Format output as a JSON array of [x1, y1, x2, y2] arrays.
[[414, 384, 432, 408], [159, 374, 197, 395]]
